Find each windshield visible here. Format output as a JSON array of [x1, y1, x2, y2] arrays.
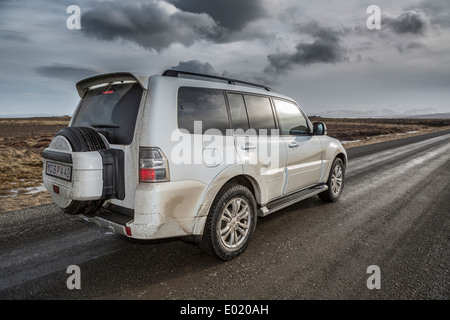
[[72, 82, 143, 145]]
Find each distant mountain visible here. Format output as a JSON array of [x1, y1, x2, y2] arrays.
[[403, 108, 440, 116], [406, 112, 450, 119], [313, 109, 396, 118], [309, 108, 448, 119]]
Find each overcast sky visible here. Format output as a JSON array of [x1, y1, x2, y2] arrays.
[[0, 0, 449, 117]]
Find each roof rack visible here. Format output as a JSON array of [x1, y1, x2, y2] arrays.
[[162, 69, 276, 92]]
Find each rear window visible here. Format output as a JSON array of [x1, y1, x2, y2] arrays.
[[72, 82, 143, 145]]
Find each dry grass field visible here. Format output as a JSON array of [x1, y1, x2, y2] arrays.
[[0, 117, 70, 212], [1, 116, 449, 213], [309, 116, 450, 148]]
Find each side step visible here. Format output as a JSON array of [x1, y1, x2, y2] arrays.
[[257, 185, 328, 217]]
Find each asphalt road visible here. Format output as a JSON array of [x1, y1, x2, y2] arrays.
[[1, 130, 449, 301]]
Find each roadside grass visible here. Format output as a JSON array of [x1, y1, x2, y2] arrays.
[[0, 117, 69, 212], [311, 117, 450, 148]]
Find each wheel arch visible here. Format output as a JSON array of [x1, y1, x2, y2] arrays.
[[320, 142, 347, 184], [223, 174, 262, 205], [335, 152, 347, 167], [193, 171, 264, 236]]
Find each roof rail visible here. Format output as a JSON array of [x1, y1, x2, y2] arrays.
[[162, 69, 276, 92]]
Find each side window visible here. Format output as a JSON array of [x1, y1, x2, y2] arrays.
[[227, 93, 249, 131], [244, 95, 276, 135], [273, 99, 309, 135], [178, 87, 229, 135]]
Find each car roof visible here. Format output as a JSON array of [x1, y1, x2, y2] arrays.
[[76, 71, 295, 103]]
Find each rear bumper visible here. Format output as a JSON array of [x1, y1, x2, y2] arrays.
[[86, 180, 209, 240]]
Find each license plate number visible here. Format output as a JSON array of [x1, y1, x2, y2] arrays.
[[46, 161, 72, 181]]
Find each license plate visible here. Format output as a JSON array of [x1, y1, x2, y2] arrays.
[[46, 161, 72, 182]]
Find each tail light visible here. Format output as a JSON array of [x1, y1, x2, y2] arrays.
[[139, 147, 170, 182]]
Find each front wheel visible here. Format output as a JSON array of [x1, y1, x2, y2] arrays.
[[319, 158, 345, 202], [199, 184, 257, 260]]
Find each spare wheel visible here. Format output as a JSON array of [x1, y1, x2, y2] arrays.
[[48, 127, 108, 215]]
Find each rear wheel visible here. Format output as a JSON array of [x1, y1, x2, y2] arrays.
[[199, 184, 257, 260], [319, 157, 345, 202], [51, 127, 107, 215]]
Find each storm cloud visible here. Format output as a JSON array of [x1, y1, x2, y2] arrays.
[[384, 10, 428, 35], [34, 64, 105, 82], [167, 0, 267, 31], [169, 60, 275, 87], [265, 21, 348, 75], [395, 41, 426, 54], [81, 1, 221, 51], [170, 60, 218, 75], [80, 0, 270, 51], [418, 0, 450, 28]]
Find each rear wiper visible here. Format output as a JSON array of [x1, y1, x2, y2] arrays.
[[91, 123, 120, 128]]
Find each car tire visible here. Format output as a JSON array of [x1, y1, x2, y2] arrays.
[[318, 157, 345, 202], [199, 183, 257, 260], [56, 127, 107, 152], [53, 127, 107, 215]]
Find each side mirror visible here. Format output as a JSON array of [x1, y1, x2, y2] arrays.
[[313, 122, 327, 135]]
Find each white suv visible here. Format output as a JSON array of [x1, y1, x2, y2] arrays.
[[42, 70, 347, 260]]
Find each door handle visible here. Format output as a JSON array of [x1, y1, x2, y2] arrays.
[[288, 142, 299, 148], [241, 144, 256, 150]]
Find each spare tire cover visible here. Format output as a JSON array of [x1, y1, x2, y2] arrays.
[[49, 127, 108, 215]]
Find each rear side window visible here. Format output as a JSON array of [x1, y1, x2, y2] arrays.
[[273, 99, 309, 135], [178, 87, 229, 135], [244, 95, 276, 135], [227, 93, 249, 131], [72, 82, 143, 145]]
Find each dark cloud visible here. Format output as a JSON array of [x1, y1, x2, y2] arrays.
[[222, 70, 275, 87], [265, 21, 348, 75], [81, 1, 221, 52], [80, 0, 269, 51], [418, 0, 450, 28], [0, 29, 31, 43], [350, 10, 431, 57], [396, 41, 426, 54], [169, 61, 274, 88], [170, 60, 217, 75], [384, 11, 428, 35], [167, 0, 267, 31], [34, 64, 104, 82]]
